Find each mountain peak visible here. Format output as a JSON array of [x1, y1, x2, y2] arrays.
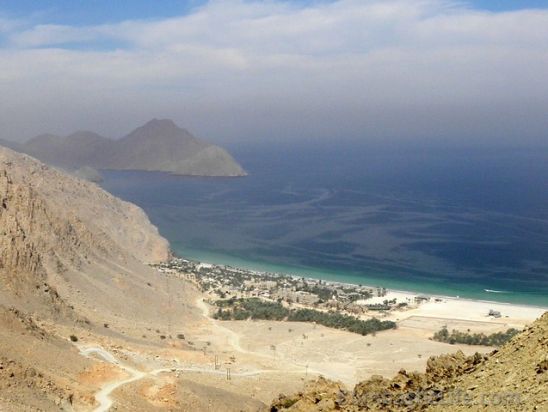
[[122, 118, 197, 146], [141, 118, 179, 131]]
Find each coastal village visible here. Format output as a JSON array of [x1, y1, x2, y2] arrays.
[[154, 258, 432, 318], [152, 258, 524, 329]]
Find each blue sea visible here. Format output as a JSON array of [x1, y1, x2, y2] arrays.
[[100, 144, 548, 306]]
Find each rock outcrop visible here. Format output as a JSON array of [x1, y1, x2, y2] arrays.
[[270, 312, 548, 411]]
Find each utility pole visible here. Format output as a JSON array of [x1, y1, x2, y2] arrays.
[[165, 274, 173, 336]]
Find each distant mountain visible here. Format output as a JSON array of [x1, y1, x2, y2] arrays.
[[24, 131, 112, 170], [2, 119, 246, 177], [0, 138, 22, 152], [109, 119, 247, 176]]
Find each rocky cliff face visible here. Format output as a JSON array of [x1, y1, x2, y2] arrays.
[[270, 312, 548, 411], [0, 146, 170, 318], [0, 146, 202, 411], [0, 164, 66, 314]]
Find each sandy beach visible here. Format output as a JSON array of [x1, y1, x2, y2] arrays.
[[356, 290, 546, 327], [205, 261, 548, 330]]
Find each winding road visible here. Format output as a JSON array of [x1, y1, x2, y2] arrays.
[[79, 345, 308, 411], [77, 298, 251, 412], [79, 347, 146, 412], [77, 298, 313, 411]]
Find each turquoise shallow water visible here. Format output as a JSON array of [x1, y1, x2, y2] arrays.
[[175, 245, 548, 307], [100, 145, 548, 307]]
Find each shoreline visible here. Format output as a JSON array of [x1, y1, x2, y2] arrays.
[[173, 246, 548, 309], [171, 251, 547, 327]]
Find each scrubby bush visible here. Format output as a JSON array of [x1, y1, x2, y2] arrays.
[[432, 326, 519, 346]]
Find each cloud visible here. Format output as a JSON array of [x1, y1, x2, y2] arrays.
[[0, 0, 547, 145], [0, 14, 26, 34]]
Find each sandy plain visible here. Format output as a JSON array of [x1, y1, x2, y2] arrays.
[[62, 277, 545, 411]]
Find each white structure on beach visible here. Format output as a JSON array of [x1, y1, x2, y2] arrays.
[[488, 309, 502, 318]]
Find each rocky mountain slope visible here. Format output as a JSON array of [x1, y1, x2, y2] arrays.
[[0, 145, 203, 320], [0, 306, 94, 410], [4, 119, 246, 177], [270, 312, 548, 411], [0, 146, 201, 410]]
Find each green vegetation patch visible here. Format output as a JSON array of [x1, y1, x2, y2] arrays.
[[432, 326, 520, 346], [213, 298, 396, 336]]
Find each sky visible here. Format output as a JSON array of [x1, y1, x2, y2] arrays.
[[0, 0, 547, 146]]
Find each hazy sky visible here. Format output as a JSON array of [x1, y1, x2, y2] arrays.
[[1, 0, 547, 146]]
